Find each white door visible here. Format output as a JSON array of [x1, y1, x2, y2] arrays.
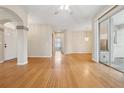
[[0, 30, 4, 63], [4, 27, 17, 61]]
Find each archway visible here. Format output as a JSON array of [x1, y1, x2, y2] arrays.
[[0, 7, 28, 65]]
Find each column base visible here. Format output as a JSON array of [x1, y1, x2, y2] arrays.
[[17, 61, 28, 65]]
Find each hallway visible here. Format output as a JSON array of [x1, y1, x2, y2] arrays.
[[0, 54, 124, 88]]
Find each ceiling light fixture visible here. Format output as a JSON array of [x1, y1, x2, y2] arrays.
[[64, 5, 69, 10], [60, 5, 64, 10], [54, 5, 72, 15]]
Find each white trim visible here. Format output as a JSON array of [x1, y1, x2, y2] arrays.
[[4, 58, 17, 61], [64, 52, 92, 54], [28, 56, 52, 58], [17, 61, 28, 65], [92, 58, 99, 63], [95, 5, 117, 21]]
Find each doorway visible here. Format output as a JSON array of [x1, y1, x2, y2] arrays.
[[52, 32, 64, 54], [2, 22, 17, 62], [55, 32, 64, 53], [52, 32, 64, 64], [52, 32, 64, 62]]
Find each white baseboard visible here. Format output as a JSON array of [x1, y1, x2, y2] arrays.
[[64, 52, 92, 54], [92, 58, 99, 63], [4, 57, 17, 61], [17, 61, 28, 65], [28, 56, 52, 58]]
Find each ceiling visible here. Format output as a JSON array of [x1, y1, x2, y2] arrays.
[[24, 5, 110, 31]]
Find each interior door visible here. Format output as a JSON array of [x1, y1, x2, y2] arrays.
[[0, 30, 4, 62], [4, 27, 17, 61]]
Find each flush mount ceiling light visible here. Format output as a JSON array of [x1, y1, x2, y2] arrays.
[[54, 5, 72, 15]]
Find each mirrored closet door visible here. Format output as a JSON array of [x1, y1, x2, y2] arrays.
[[110, 9, 124, 72], [99, 8, 124, 72], [99, 19, 110, 65]]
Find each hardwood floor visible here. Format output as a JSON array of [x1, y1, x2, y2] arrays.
[[0, 53, 124, 88]]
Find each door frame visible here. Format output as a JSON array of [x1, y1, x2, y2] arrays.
[[52, 32, 55, 57]]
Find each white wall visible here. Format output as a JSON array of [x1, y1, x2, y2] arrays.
[[28, 24, 53, 57], [64, 31, 92, 54]]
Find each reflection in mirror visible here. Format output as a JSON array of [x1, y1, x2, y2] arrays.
[[110, 9, 124, 72], [99, 19, 109, 51], [99, 19, 110, 65]]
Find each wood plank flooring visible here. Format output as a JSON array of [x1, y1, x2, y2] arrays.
[[0, 53, 124, 88]]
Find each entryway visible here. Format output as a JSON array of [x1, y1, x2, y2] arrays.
[[52, 32, 64, 55]]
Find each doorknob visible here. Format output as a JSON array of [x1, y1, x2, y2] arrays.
[[4, 44, 7, 48]]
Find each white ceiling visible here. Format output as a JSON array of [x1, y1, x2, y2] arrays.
[[24, 5, 109, 31]]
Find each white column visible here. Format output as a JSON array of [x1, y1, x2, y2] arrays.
[[16, 26, 28, 65]]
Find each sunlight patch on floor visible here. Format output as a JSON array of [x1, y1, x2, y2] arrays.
[[55, 51, 62, 64]]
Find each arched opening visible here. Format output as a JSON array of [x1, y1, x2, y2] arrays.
[[0, 7, 28, 65]]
